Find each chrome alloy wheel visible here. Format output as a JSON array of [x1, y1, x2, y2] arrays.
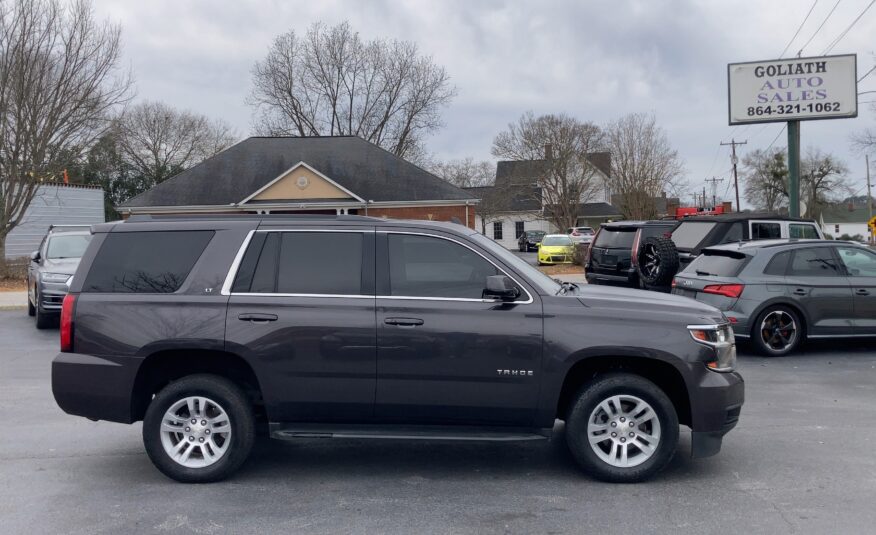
[[586, 394, 661, 468], [640, 243, 660, 279], [760, 310, 797, 352], [160, 396, 232, 468]]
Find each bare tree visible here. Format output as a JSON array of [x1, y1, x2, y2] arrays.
[[0, 0, 131, 274], [605, 113, 685, 220], [115, 101, 237, 191], [430, 157, 494, 188], [248, 21, 455, 159], [800, 148, 851, 219], [742, 148, 788, 211], [491, 112, 605, 231]]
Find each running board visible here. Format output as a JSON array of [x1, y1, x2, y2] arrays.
[[270, 423, 551, 442]]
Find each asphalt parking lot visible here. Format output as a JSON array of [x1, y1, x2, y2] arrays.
[[2, 310, 876, 534]]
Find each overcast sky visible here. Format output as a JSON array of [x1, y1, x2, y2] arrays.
[[95, 0, 876, 205]]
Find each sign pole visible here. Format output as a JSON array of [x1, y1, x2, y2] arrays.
[[787, 120, 801, 218], [867, 154, 873, 244]]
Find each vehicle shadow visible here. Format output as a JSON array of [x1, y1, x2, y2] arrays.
[[736, 337, 875, 359]]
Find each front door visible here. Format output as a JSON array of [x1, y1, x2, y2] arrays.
[[784, 246, 855, 336], [836, 246, 876, 334], [224, 228, 376, 422], [374, 231, 543, 427]]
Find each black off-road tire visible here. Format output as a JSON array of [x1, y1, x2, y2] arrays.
[[565, 373, 679, 483], [143, 374, 255, 483], [752, 305, 804, 357], [636, 236, 679, 287]]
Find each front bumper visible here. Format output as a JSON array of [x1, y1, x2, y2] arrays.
[[37, 280, 69, 312], [52, 352, 141, 423], [689, 368, 744, 458], [538, 251, 573, 264]]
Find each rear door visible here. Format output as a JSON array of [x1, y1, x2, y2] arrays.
[[671, 250, 750, 310], [783, 246, 854, 336], [224, 228, 376, 422], [835, 246, 876, 334], [589, 227, 636, 276]]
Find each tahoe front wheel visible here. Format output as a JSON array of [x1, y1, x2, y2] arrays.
[[143, 374, 255, 483], [565, 373, 678, 483]]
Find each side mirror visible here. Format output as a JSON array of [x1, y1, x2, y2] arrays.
[[30, 251, 40, 263], [483, 275, 520, 301]]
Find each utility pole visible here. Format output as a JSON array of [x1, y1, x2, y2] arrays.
[[721, 138, 747, 212], [705, 176, 724, 209], [867, 154, 873, 245]]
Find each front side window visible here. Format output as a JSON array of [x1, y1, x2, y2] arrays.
[[788, 247, 840, 277], [387, 234, 502, 299], [751, 222, 781, 240], [233, 232, 364, 295], [493, 221, 503, 240], [46, 234, 92, 259], [83, 231, 214, 293], [837, 247, 876, 277], [789, 224, 820, 239]]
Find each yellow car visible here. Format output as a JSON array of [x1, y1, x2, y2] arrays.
[[537, 234, 574, 265]]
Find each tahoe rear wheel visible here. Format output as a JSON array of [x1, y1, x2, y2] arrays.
[[565, 373, 678, 483], [752, 305, 802, 357], [143, 374, 254, 483]]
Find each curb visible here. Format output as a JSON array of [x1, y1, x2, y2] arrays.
[[0, 305, 26, 311]]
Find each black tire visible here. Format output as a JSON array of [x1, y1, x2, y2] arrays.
[[752, 305, 804, 357], [636, 237, 679, 287], [27, 285, 35, 317], [565, 373, 679, 483], [34, 291, 53, 329], [143, 374, 255, 483]]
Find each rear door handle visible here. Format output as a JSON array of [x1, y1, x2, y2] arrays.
[[856, 289, 871, 296], [238, 313, 278, 323], [384, 317, 424, 327]]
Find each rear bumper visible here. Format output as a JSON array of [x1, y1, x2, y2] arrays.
[[52, 352, 141, 423], [585, 269, 637, 286]]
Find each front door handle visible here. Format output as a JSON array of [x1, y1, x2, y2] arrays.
[[855, 289, 871, 296], [792, 288, 808, 296], [238, 313, 278, 323], [384, 317, 424, 327]]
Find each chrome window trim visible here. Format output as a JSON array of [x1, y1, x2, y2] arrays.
[[222, 228, 535, 304], [220, 230, 256, 296], [378, 230, 534, 305]]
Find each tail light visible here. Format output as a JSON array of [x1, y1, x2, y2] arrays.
[[702, 284, 745, 298], [571, 230, 580, 236], [631, 229, 642, 266], [584, 228, 600, 265], [60, 293, 76, 352]]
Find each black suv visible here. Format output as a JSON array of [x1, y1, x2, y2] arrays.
[[52, 215, 743, 483], [517, 230, 546, 251], [585, 220, 678, 289]]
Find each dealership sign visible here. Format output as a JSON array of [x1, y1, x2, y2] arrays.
[[728, 54, 857, 125]]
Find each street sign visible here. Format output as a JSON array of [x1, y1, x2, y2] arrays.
[[728, 54, 857, 125], [868, 216, 876, 233]]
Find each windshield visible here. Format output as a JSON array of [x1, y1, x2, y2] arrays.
[[672, 222, 716, 249], [469, 232, 561, 295], [543, 236, 572, 246], [46, 234, 91, 259], [525, 231, 545, 238]]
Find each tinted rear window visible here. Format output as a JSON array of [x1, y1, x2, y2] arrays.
[[594, 229, 636, 248], [83, 231, 214, 293], [671, 222, 716, 249], [683, 251, 749, 276]]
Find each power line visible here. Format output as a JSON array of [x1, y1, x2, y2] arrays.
[[780, 0, 819, 57], [765, 125, 788, 152], [823, 0, 876, 54], [798, 0, 842, 55], [858, 63, 876, 82]]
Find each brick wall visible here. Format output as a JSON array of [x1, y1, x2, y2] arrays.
[[365, 205, 475, 229]]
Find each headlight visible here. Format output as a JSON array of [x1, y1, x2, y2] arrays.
[[687, 323, 736, 372], [41, 272, 71, 283]]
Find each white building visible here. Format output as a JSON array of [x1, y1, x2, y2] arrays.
[[819, 203, 873, 241]]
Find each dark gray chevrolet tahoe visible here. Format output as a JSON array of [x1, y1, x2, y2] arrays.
[[52, 215, 743, 483]]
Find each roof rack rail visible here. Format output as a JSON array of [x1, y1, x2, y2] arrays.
[[126, 214, 381, 223]]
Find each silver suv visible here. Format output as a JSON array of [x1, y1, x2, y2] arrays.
[[671, 239, 876, 356], [26, 225, 92, 328]]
